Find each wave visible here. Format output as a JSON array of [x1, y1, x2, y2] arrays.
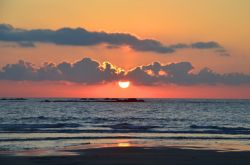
[[0, 123, 81, 131], [105, 123, 159, 130], [190, 125, 250, 134], [0, 136, 250, 142], [1, 123, 250, 135], [21, 116, 50, 120], [1, 128, 250, 135], [19, 116, 80, 121], [190, 125, 250, 131]]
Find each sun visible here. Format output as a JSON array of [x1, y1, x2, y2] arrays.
[[118, 81, 130, 89]]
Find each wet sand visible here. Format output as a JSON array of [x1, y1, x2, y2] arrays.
[[1, 146, 250, 165]]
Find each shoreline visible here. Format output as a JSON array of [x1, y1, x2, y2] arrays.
[[1, 145, 250, 165], [1, 138, 250, 155]]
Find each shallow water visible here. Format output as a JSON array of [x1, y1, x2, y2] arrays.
[[0, 98, 250, 151]]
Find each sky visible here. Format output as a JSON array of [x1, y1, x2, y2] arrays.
[[0, 0, 250, 98]]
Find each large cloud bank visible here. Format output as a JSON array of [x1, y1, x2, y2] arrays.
[[0, 58, 249, 85]]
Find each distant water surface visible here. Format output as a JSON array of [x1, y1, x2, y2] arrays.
[[0, 98, 250, 151]]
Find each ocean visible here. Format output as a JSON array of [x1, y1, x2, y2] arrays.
[[0, 98, 250, 151]]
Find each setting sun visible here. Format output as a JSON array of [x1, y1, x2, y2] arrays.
[[118, 81, 130, 89]]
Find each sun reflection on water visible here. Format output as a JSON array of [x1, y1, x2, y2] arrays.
[[117, 142, 131, 147]]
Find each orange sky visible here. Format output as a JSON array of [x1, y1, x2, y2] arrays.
[[1, 81, 250, 99], [0, 0, 250, 98]]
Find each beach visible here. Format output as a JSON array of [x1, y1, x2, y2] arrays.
[[1, 146, 250, 165]]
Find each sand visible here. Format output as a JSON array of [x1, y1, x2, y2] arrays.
[[0, 146, 250, 165]]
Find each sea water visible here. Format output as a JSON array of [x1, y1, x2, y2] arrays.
[[0, 98, 250, 151]]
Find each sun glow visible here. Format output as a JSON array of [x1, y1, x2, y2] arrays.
[[118, 81, 130, 89], [117, 142, 131, 147]]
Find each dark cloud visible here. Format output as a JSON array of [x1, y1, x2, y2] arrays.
[[0, 24, 228, 55], [56, 58, 124, 83], [191, 41, 229, 56], [0, 58, 124, 84], [127, 61, 195, 85], [191, 41, 222, 49], [0, 60, 36, 80], [128, 62, 250, 85], [0, 57, 249, 85]]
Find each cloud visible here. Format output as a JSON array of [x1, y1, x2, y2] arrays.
[[0, 57, 249, 85], [57, 58, 125, 83], [0, 58, 124, 84], [0, 60, 37, 80], [191, 41, 221, 49], [191, 41, 229, 56], [128, 62, 250, 85], [0, 24, 228, 55], [127, 61, 195, 85]]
